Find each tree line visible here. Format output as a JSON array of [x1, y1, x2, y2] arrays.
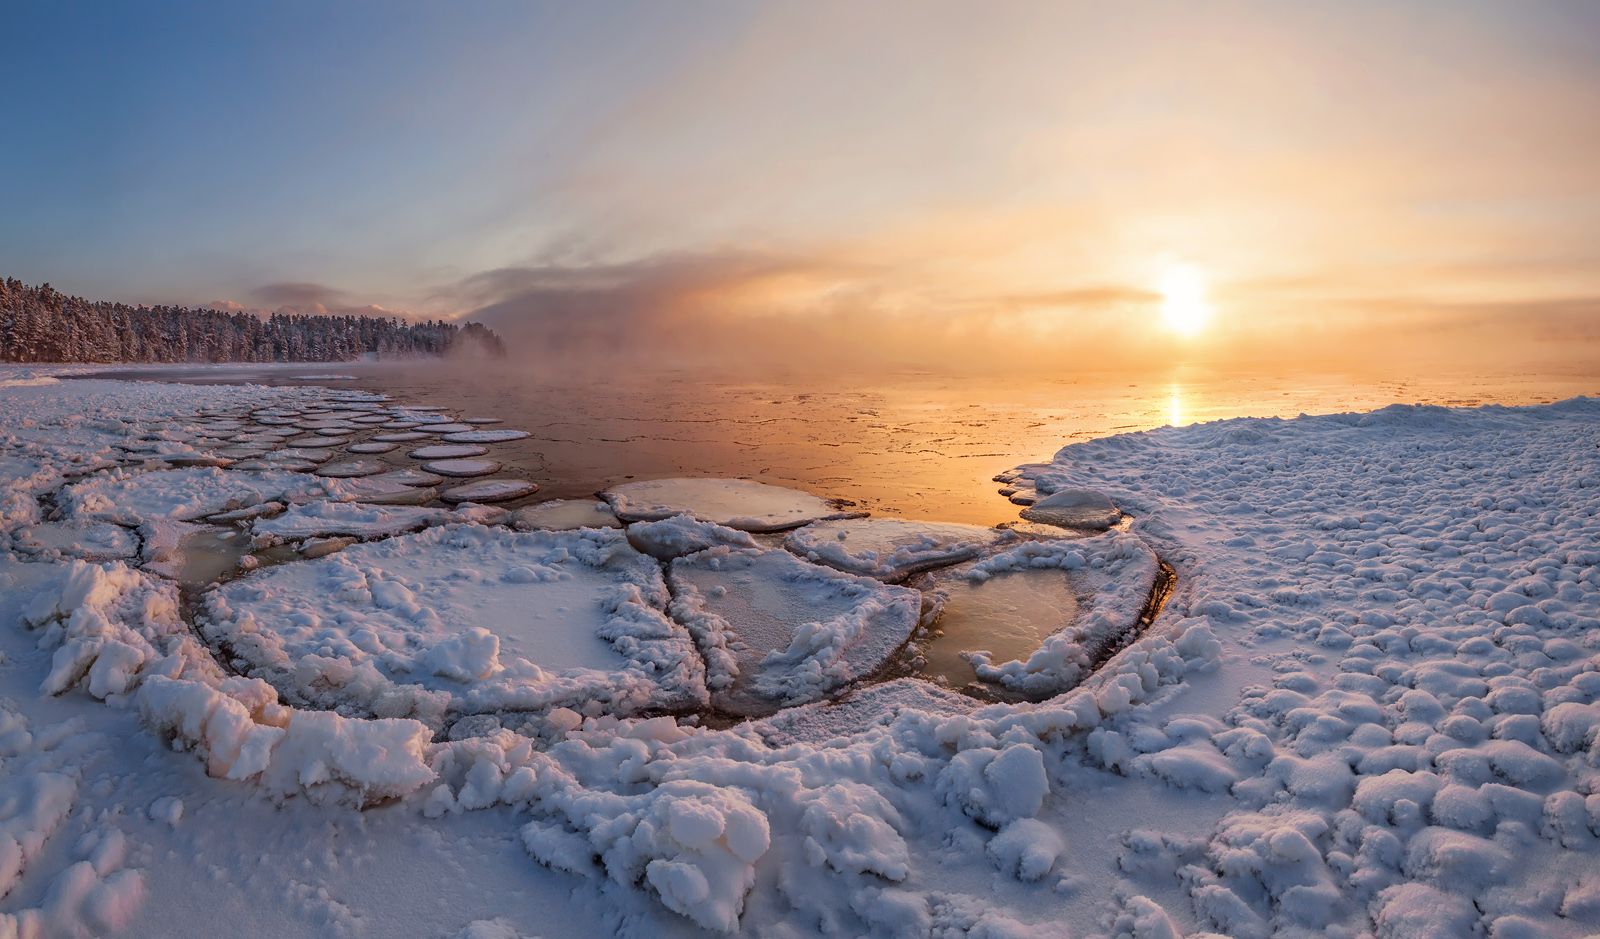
[[0, 277, 506, 363]]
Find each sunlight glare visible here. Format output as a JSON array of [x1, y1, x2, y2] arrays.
[[1159, 263, 1211, 337]]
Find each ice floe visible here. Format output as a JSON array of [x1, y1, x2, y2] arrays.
[[201, 525, 707, 725], [604, 477, 864, 532], [315, 458, 390, 478], [441, 429, 531, 444], [667, 546, 921, 715], [250, 502, 456, 547], [1019, 487, 1121, 530], [409, 443, 489, 460], [784, 517, 1015, 581], [625, 514, 757, 561], [509, 499, 622, 531], [59, 467, 344, 526], [424, 458, 503, 477]]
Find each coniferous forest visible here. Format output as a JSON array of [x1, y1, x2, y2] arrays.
[[0, 278, 505, 363]]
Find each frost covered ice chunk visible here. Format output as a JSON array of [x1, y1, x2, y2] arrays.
[[784, 517, 1014, 581], [668, 547, 920, 715], [1019, 487, 1120, 530], [250, 501, 454, 546], [440, 479, 539, 503], [509, 499, 622, 531], [202, 525, 707, 724], [604, 477, 864, 532]]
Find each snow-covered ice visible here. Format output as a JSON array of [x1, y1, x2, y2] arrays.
[[784, 517, 1015, 581], [423, 458, 503, 477], [667, 547, 922, 715], [439, 479, 539, 503], [440, 429, 531, 444], [410, 444, 489, 460], [201, 525, 707, 725], [604, 477, 866, 532], [509, 499, 623, 531], [249, 502, 456, 547], [1019, 487, 1121, 530]]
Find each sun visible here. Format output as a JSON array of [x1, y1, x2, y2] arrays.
[[1158, 263, 1211, 337]]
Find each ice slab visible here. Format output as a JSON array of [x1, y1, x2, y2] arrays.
[[1019, 488, 1120, 530], [202, 525, 708, 723], [604, 478, 864, 533], [347, 442, 398, 454], [440, 479, 538, 503], [251, 501, 453, 546], [626, 514, 758, 560], [10, 521, 139, 561], [784, 518, 1014, 581], [315, 459, 389, 478], [668, 547, 920, 715], [423, 458, 502, 478], [440, 429, 530, 444], [409, 444, 488, 460], [509, 499, 623, 531], [61, 467, 343, 526]]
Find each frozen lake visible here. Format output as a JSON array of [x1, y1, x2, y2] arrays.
[[76, 361, 1600, 525]]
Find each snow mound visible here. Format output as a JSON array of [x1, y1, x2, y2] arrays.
[[509, 499, 622, 531], [784, 517, 1014, 581], [202, 525, 708, 725], [604, 477, 864, 532], [667, 547, 920, 715]]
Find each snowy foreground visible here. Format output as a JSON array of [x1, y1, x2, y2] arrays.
[[2, 370, 1599, 938]]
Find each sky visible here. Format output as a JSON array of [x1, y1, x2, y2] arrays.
[[3, 1, 1599, 374]]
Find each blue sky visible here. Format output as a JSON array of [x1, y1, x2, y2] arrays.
[[3, 1, 1598, 370]]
